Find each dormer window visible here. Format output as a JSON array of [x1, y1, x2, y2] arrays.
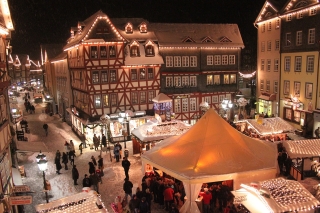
[[125, 23, 133, 34], [139, 22, 147, 33], [145, 40, 154, 56], [130, 41, 140, 57]]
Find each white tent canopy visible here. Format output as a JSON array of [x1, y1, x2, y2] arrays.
[[141, 108, 278, 213]]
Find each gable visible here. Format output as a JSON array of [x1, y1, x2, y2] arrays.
[[255, 1, 280, 23], [201, 36, 214, 43], [182, 36, 195, 43], [86, 19, 122, 41], [284, 0, 317, 12], [219, 36, 232, 43]]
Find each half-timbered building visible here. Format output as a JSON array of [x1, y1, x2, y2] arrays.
[[63, 11, 163, 139], [150, 23, 244, 124]]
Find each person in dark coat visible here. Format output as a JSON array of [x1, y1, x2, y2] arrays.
[[285, 155, 293, 176], [69, 150, 76, 165], [169, 203, 179, 213], [122, 157, 131, 180], [62, 152, 68, 170], [91, 156, 97, 166], [72, 165, 79, 185], [277, 151, 284, 175], [82, 174, 91, 187], [88, 162, 95, 175], [98, 155, 103, 170], [54, 156, 62, 174], [123, 178, 133, 201], [138, 197, 149, 213], [144, 188, 153, 211], [89, 172, 100, 193], [101, 134, 107, 147], [129, 194, 140, 213]]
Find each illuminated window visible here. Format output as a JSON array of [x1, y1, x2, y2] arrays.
[[223, 74, 229, 84], [140, 91, 146, 104], [166, 77, 173, 87], [174, 76, 181, 87], [190, 98, 197, 111], [296, 31, 302, 46], [286, 14, 292, 21], [267, 60, 271, 71], [274, 81, 278, 93], [275, 19, 280, 29], [284, 57, 291, 71], [145, 45, 154, 56], [308, 28, 315, 44], [267, 41, 271, 51], [125, 23, 133, 33], [90, 46, 98, 58], [131, 69, 137, 80], [267, 22, 271, 31], [207, 55, 213, 65], [229, 55, 235, 64], [147, 68, 154, 79], [109, 46, 116, 58], [100, 46, 107, 58], [140, 23, 147, 33], [286, 33, 291, 46], [130, 45, 140, 57], [222, 55, 228, 65], [274, 59, 279, 71], [182, 98, 188, 112], [101, 71, 108, 83], [310, 8, 317, 16], [190, 56, 197, 67], [139, 68, 146, 79], [166, 56, 173, 67], [261, 41, 265, 52], [110, 70, 117, 82], [261, 23, 265, 32], [283, 80, 290, 95], [214, 75, 220, 85], [94, 95, 101, 108], [297, 11, 303, 19], [214, 55, 221, 65], [294, 56, 302, 72], [207, 75, 213, 85], [230, 74, 236, 84], [148, 91, 155, 103], [182, 56, 189, 67], [174, 99, 181, 113], [92, 71, 99, 84], [182, 76, 189, 86], [266, 80, 270, 92], [190, 76, 197, 87], [103, 94, 109, 107], [174, 56, 181, 67], [261, 59, 265, 71], [131, 92, 138, 104], [307, 56, 314, 72]]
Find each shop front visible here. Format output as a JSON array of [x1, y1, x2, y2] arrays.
[[257, 92, 276, 116]]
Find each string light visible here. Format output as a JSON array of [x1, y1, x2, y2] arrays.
[[239, 71, 256, 78]]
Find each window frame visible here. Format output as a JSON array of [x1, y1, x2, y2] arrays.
[[294, 56, 302, 72], [109, 70, 117, 82], [131, 69, 138, 81], [207, 55, 213, 65], [229, 55, 235, 65], [140, 91, 146, 104], [130, 45, 140, 57], [174, 99, 181, 113], [308, 28, 315, 44], [102, 94, 109, 107], [284, 80, 290, 95], [166, 76, 173, 87], [190, 76, 197, 87], [94, 94, 101, 108], [305, 82, 313, 99], [147, 68, 154, 79], [267, 41, 271, 51], [222, 55, 228, 65], [139, 68, 146, 80], [182, 56, 189, 67], [260, 79, 264, 91], [284, 57, 291, 71], [307, 55, 315, 72], [296, 31, 302, 46], [90, 46, 98, 58], [145, 45, 154, 56], [275, 40, 280, 50], [274, 59, 279, 72], [109, 46, 116, 58], [261, 59, 265, 71], [174, 56, 181, 67], [101, 71, 108, 83], [166, 56, 173, 67], [100, 46, 107, 58], [261, 41, 265, 52], [131, 92, 138, 104], [286, 33, 292, 46], [190, 56, 197, 67], [274, 81, 278, 94], [92, 71, 100, 84], [110, 93, 117, 106], [148, 91, 155, 103], [214, 55, 221, 65]]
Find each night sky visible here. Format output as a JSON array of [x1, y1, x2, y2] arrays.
[[8, 0, 265, 59]]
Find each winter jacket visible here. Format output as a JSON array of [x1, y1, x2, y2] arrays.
[[123, 180, 133, 194], [72, 167, 79, 180], [163, 187, 174, 201]]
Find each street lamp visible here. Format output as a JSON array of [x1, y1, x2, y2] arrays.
[[221, 98, 233, 121], [118, 111, 128, 149], [100, 114, 110, 155], [36, 151, 49, 203]]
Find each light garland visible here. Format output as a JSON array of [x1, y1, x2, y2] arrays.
[[284, 139, 320, 157], [239, 71, 256, 78], [256, 2, 279, 23]]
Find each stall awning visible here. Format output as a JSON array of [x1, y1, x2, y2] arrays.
[[12, 167, 23, 185], [258, 93, 276, 101]]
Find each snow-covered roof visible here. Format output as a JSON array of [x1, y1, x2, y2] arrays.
[[283, 139, 320, 159], [233, 178, 320, 213], [131, 119, 191, 142], [149, 23, 244, 48]]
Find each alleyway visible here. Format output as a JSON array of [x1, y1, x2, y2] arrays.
[[14, 92, 167, 213]]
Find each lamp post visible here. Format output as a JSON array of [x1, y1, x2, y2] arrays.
[[100, 114, 110, 155], [118, 111, 127, 149], [11, 108, 17, 130], [36, 151, 49, 203], [221, 98, 233, 121]]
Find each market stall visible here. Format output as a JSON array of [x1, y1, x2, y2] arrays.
[[141, 108, 278, 213], [131, 118, 191, 154], [35, 190, 108, 213], [234, 117, 295, 141], [232, 177, 320, 213], [282, 139, 320, 181]]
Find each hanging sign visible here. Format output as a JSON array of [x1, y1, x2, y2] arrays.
[[9, 196, 33, 205]]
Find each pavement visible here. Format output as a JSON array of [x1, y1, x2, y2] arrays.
[[13, 91, 320, 213], [13, 91, 167, 213]]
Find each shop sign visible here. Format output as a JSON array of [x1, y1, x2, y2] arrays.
[[13, 185, 30, 193], [9, 196, 32, 205]]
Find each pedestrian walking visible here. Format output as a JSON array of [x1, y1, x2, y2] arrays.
[[129, 194, 140, 213], [91, 155, 97, 166], [64, 141, 70, 152], [43, 123, 48, 136], [89, 172, 100, 194], [123, 178, 133, 201], [93, 134, 99, 151], [114, 145, 120, 162], [82, 174, 91, 187], [54, 156, 62, 174], [88, 161, 95, 175], [79, 143, 83, 154], [62, 152, 69, 170], [72, 165, 79, 185], [69, 150, 76, 165], [98, 155, 104, 170], [101, 134, 107, 147], [55, 150, 61, 160], [138, 197, 149, 213], [69, 140, 75, 151], [122, 157, 131, 180], [114, 142, 122, 159]]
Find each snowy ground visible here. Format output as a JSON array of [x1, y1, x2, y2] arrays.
[[14, 92, 167, 213]]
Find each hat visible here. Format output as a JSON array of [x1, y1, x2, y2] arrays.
[[204, 188, 208, 192]]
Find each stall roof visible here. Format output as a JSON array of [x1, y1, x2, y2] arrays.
[[131, 119, 191, 142], [152, 93, 172, 103], [238, 117, 295, 136], [233, 178, 320, 213], [283, 139, 320, 159], [36, 191, 108, 213]]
